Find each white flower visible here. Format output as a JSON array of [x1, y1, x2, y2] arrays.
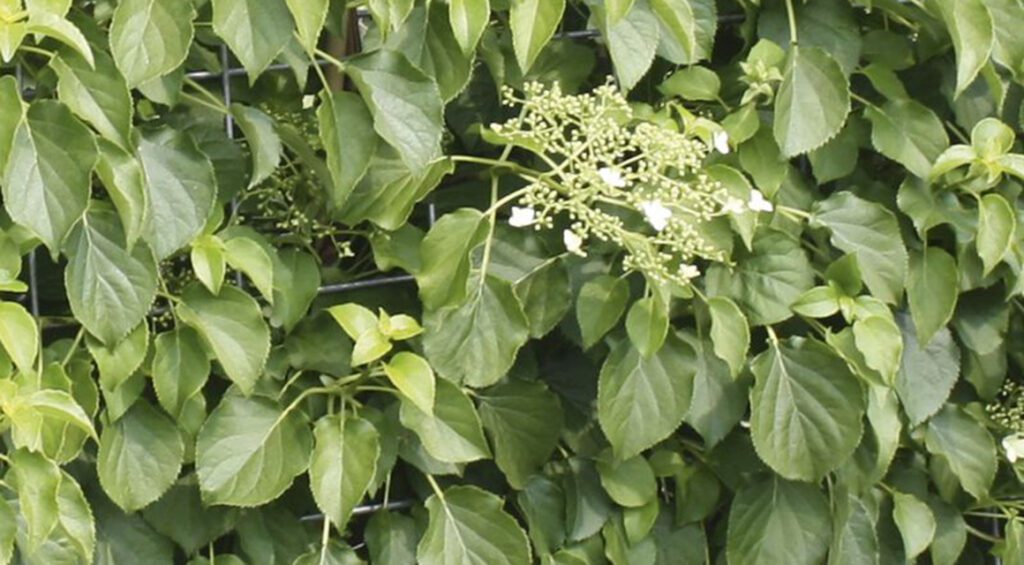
[[678, 263, 700, 280], [563, 229, 586, 257], [713, 130, 730, 154], [722, 197, 746, 215], [640, 200, 672, 231], [302, 95, 316, 109], [748, 190, 774, 213], [508, 206, 537, 228], [1003, 434, 1024, 463], [598, 167, 627, 188]]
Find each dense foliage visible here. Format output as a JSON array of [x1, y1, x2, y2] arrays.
[[0, 0, 1024, 563]]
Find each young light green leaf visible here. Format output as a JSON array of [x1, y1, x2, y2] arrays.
[[598, 333, 695, 461], [327, 303, 379, 341], [318, 91, 378, 210], [223, 235, 275, 303], [347, 49, 444, 173], [864, 99, 949, 179], [383, 352, 435, 415], [310, 415, 379, 530], [136, 127, 217, 260], [65, 208, 158, 346], [892, 492, 935, 560], [0, 75, 23, 171], [51, 48, 133, 149], [8, 449, 61, 551], [284, 0, 328, 53], [626, 296, 668, 358], [423, 276, 529, 388], [97, 400, 184, 512], [398, 378, 490, 463], [934, 0, 994, 97], [750, 338, 865, 482], [907, 247, 958, 347], [109, 0, 195, 87], [3, 100, 97, 254], [977, 193, 1015, 274], [196, 395, 313, 506], [510, 0, 565, 73], [706, 296, 749, 377], [418, 486, 532, 565], [773, 46, 850, 157], [924, 405, 997, 499], [190, 236, 226, 295], [95, 140, 149, 248], [791, 286, 841, 318], [596, 453, 656, 508], [212, 0, 294, 79], [478, 379, 563, 489], [449, 0, 489, 55], [603, 0, 660, 90], [230, 105, 281, 189], [650, 0, 697, 63], [351, 327, 392, 367], [24, 13, 93, 66], [659, 66, 720, 101], [577, 275, 631, 349], [152, 327, 210, 422], [852, 315, 902, 386], [726, 477, 830, 565], [0, 301, 38, 374], [176, 284, 270, 395], [86, 321, 148, 390]]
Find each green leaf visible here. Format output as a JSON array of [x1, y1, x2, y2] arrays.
[[399, 378, 490, 463], [829, 494, 879, 565], [109, 0, 195, 87], [8, 449, 61, 551], [509, 0, 565, 73], [0, 496, 13, 564], [52, 48, 133, 149], [423, 276, 529, 388], [757, 0, 861, 75], [934, 0, 994, 96], [196, 395, 313, 506], [478, 379, 563, 489], [143, 484, 237, 555], [895, 314, 960, 426], [93, 494, 175, 565], [864, 99, 949, 179], [367, 511, 418, 565], [603, 0, 660, 90], [924, 405, 996, 499], [95, 140, 149, 248], [8, 388, 98, 450], [726, 477, 830, 565], [0, 75, 22, 171], [792, 286, 841, 318], [626, 296, 668, 358], [449, 0, 489, 55], [418, 210, 487, 309], [318, 91, 378, 210], [977, 193, 1015, 274], [0, 301, 38, 374], [212, 0, 294, 79], [596, 452, 656, 507], [222, 235, 275, 303], [136, 127, 218, 260], [230, 105, 281, 189], [706, 229, 814, 326], [773, 46, 850, 157], [191, 236, 225, 295], [152, 327, 209, 423], [907, 247, 959, 346], [852, 316, 902, 385], [418, 485, 531, 565], [659, 66, 720, 101], [685, 336, 751, 448], [284, 0, 328, 53], [577, 275, 631, 349], [928, 499, 966, 565], [347, 49, 444, 173], [750, 338, 865, 482], [892, 492, 935, 560], [65, 207, 158, 345], [3, 100, 97, 254], [86, 321, 148, 390], [985, 0, 1024, 78], [176, 284, 270, 395], [310, 414, 379, 530], [338, 146, 452, 230], [269, 249, 321, 333], [383, 352, 435, 415], [706, 296, 749, 377], [650, 0, 697, 63], [24, 13, 93, 66], [97, 400, 184, 512], [598, 333, 696, 460]]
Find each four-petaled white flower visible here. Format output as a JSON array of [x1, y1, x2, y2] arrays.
[[678, 263, 700, 280], [598, 167, 628, 188], [748, 190, 774, 212], [563, 229, 586, 256], [713, 130, 730, 154], [722, 197, 746, 215], [1003, 434, 1024, 463], [640, 200, 672, 231], [509, 206, 537, 228]]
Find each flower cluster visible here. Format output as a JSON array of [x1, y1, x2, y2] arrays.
[[493, 81, 771, 286], [986, 379, 1024, 463]]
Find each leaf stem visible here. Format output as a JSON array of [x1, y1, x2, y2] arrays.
[[315, 48, 347, 72], [477, 176, 501, 285], [783, 0, 799, 46], [60, 327, 85, 368], [425, 473, 446, 503], [965, 523, 1002, 543]]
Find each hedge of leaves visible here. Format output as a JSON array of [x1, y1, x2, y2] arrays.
[[1, 0, 1024, 563]]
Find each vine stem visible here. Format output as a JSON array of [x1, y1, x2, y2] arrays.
[[477, 176, 501, 284], [783, 0, 799, 46], [965, 524, 1002, 543], [60, 327, 85, 368]]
